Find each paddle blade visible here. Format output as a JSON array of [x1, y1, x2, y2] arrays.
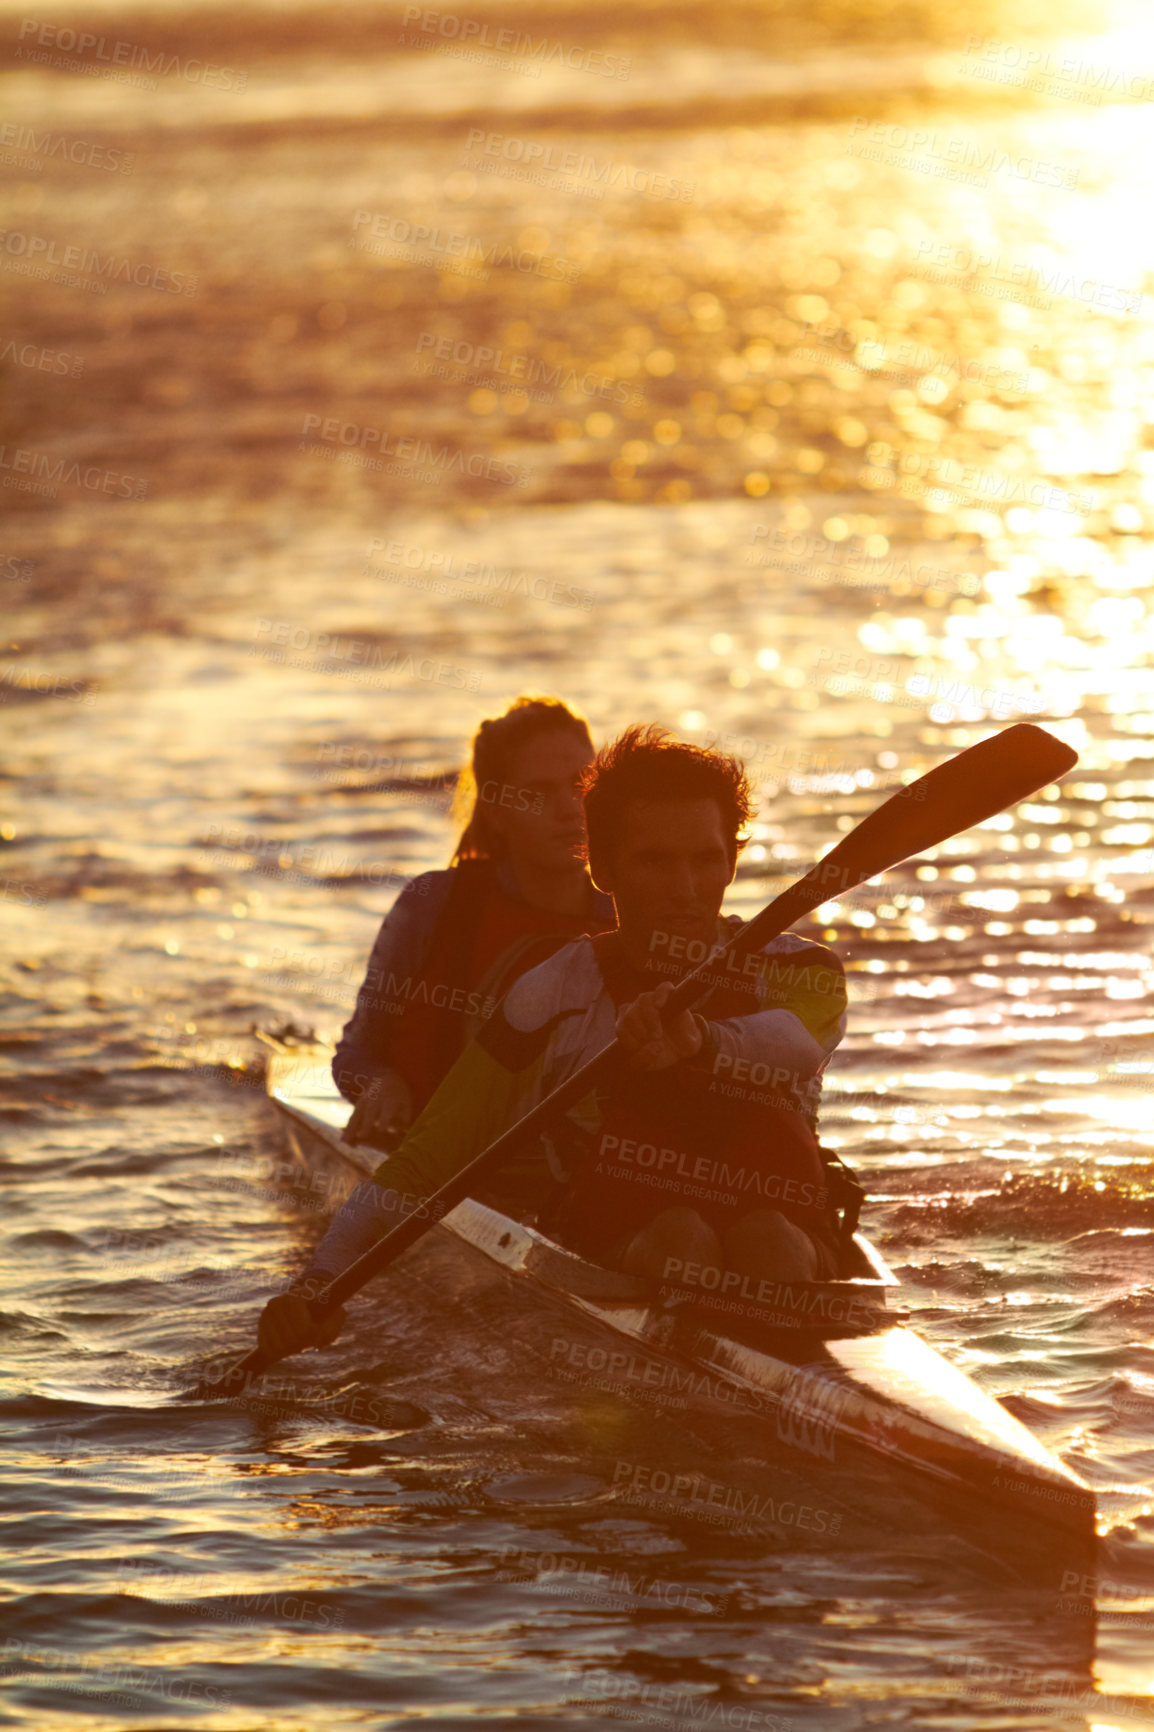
[[806, 722, 1076, 898], [732, 724, 1079, 955]]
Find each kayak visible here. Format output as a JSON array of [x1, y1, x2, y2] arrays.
[[259, 1040, 1097, 1585]]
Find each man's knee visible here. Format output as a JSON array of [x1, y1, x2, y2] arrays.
[[619, 1207, 719, 1278], [652, 1207, 712, 1240], [728, 1207, 790, 1246], [724, 1209, 819, 1279]]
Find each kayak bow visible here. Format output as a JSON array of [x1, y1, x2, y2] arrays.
[[246, 1043, 1096, 1583]]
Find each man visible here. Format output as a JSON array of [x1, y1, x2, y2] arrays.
[[259, 725, 847, 1360]]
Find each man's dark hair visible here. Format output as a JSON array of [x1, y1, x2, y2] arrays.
[[581, 724, 753, 874]]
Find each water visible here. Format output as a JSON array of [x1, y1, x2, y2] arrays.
[[3, 0, 1154, 1722]]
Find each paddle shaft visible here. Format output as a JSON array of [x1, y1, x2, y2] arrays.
[[193, 722, 1076, 1399]]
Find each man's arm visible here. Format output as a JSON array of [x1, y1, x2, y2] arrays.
[[688, 934, 848, 1088]]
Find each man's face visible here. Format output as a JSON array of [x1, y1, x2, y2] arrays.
[[483, 731, 593, 873], [594, 798, 735, 961]]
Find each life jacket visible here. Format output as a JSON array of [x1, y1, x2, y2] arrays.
[[546, 930, 838, 1260], [386, 856, 615, 1115]]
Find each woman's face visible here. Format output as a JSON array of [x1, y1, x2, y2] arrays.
[[481, 730, 593, 873]]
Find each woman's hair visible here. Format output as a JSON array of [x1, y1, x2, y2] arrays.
[[581, 724, 753, 874], [451, 695, 594, 862]]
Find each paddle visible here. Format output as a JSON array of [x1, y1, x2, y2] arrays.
[[188, 721, 1077, 1401]]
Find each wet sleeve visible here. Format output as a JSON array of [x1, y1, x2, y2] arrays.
[[331, 869, 453, 1102], [298, 947, 589, 1285], [759, 938, 848, 1053], [296, 1042, 542, 1289], [367, 956, 579, 1202], [689, 937, 848, 1083], [293, 1038, 544, 1288]]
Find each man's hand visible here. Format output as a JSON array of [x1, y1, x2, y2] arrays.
[[257, 1291, 346, 1362], [345, 1070, 413, 1148], [617, 981, 704, 1071]]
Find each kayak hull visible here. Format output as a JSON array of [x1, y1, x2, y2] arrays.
[[260, 1042, 1097, 1584]]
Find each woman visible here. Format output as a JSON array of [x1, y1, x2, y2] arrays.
[[333, 695, 615, 1147]]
